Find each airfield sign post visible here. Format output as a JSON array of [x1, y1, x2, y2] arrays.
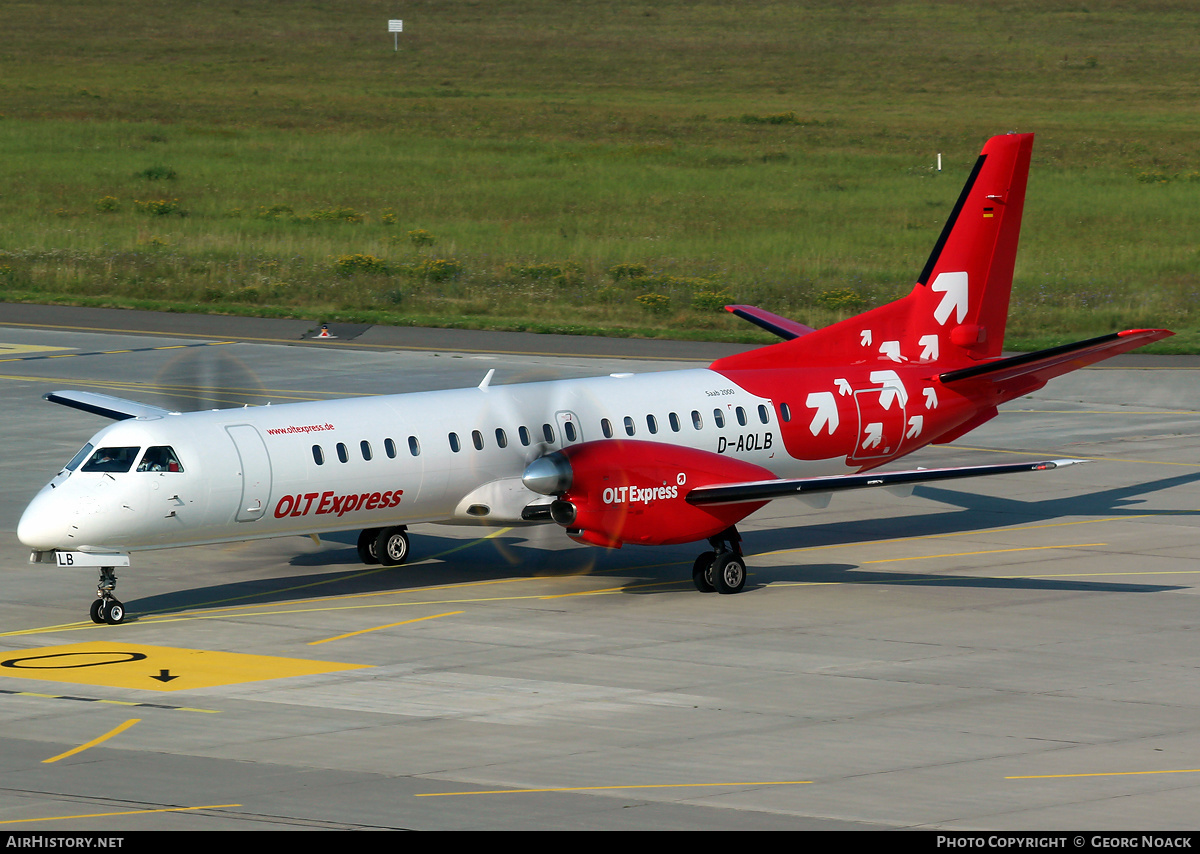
[[389, 19, 403, 51]]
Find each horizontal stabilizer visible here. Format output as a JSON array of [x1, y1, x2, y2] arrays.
[[686, 459, 1086, 507], [940, 329, 1173, 391], [724, 305, 816, 340], [43, 391, 172, 421]]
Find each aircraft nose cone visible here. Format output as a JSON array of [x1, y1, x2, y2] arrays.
[[17, 489, 69, 550]]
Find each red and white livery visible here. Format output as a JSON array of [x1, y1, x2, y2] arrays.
[[18, 133, 1172, 623]]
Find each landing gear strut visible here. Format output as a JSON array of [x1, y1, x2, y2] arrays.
[[90, 566, 126, 624], [691, 527, 746, 595]]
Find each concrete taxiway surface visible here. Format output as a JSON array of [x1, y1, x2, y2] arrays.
[[0, 306, 1198, 830]]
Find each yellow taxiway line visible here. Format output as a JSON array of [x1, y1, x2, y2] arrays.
[[0, 804, 241, 825], [42, 718, 140, 763]]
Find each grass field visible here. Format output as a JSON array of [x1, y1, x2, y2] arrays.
[[2, 0, 1198, 350]]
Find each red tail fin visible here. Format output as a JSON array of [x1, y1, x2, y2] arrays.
[[714, 133, 1034, 372]]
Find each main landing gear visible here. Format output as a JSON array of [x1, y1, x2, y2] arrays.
[[691, 527, 747, 595], [89, 566, 126, 625], [357, 526, 410, 567]]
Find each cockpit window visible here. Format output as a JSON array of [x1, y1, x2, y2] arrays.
[[81, 446, 141, 474], [137, 446, 184, 473], [64, 443, 95, 472]]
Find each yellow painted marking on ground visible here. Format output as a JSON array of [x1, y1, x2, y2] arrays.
[[0, 804, 241, 825], [418, 779, 812, 797], [862, 543, 1106, 564], [756, 514, 1157, 561], [1007, 768, 1200, 780], [0, 642, 367, 691], [308, 611, 464, 645], [42, 718, 140, 763], [0, 343, 72, 355], [149, 526, 516, 615]]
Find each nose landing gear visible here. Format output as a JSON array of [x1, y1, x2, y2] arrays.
[[89, 566, 125, 624]]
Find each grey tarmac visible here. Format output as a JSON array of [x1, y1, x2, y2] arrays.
[[0, 305, 1197, 830]]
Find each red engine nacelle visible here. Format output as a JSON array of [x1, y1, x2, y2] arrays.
[[522, 440, 773, 548]]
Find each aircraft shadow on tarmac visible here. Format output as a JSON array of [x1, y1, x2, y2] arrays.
[[123, 470, 1200, 617]]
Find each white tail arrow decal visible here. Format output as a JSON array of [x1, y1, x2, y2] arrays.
[[923, 387, 939, 409], [869, 370, 908, 410], [879, 340, 906, 363], [906, 415, 924, 439], [806, 391, 839, 436], [860, 329, 872, 347], [931, 271, 969, 326], [918, 334, 939, 361], [862, 423, 884, 449]]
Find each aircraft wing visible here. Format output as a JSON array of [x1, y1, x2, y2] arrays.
[[685, 458, 1086, 507], [43, 391, 173, 421]]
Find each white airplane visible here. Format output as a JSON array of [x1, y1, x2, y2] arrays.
[[18, 133, 1171, 624]]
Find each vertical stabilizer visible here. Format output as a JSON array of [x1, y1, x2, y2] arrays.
[[713, 133, 1034, 373], [911, 132, 1033, 359]]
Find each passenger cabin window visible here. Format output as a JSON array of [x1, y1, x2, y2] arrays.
[[312, 445, 325, 465], [81, 447, 141, 474], [564, 421, 577, 442], [623, 416, 636, 436], [542, 423, 555, 444], [669, 412, 681, 432], [601, 418, 613, 439], [780, 402, 792, 423], [736, 406, 748, 426], [691, 410, 703, 430], [646, 414, 658, 434], [449, 432, 461, 453], [713, 409, 725, 428], [519, 426, 531, 446], [360, 440, 373, 461], [472, 430, 484, 451], [408, 436, 421, 456], [758, 404, 770, 424], [495, 428, 508, 449], [137, 446, 183, 473], [336, 443, 349, 463], [384, 438, 397, 459]]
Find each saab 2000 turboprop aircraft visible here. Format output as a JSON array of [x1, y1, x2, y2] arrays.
[[18, 133, 1172, 624]]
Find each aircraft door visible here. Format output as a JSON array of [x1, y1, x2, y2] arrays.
[[225, 424, 272, 522], [848, 373, 908, 463]]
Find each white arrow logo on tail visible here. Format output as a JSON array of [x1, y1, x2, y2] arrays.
[[923, 386, 939, 409], [806, 391, 839, 436], [906, 415, 923, 439], [835, 377, 852, 396], [862, 423, 883, 450], [879, 340, 906, 363], [930, 271, 968, 326], [918, 334, 939, 361], [869, 370, 908, 410], [860, 329, 872, 347]]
